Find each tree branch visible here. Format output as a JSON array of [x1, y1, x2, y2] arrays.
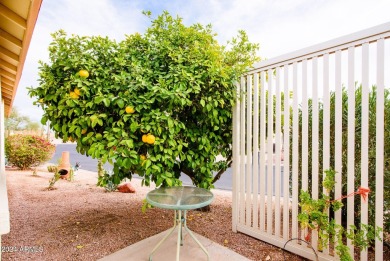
[[181, 166, 196, 185], [212, 156, 232, 184]]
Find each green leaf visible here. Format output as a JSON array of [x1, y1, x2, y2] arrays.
[[168, 118, 174, 128], [145, 160, 151, 169], [88, 147, 95, 156], [94, 96, 104, 104], [41, 116, 48, 125], [130, 121, 138, 132], [117, 99, 125, 108], [166, 178, 173, 186], [156, 177, 162, 187], [66, 99, 75, 107], [213, 109, 218, 118], [125, 140, 133, 148], [102, 98, 110, 107], [69, 125, 77, 133]]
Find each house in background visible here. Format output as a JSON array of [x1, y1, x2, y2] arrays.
[[0, 0, 43, 256]]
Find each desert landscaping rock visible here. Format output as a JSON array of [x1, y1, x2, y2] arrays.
[[117, 183, 136, 193]]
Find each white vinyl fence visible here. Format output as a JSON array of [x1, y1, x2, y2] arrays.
[[232, 22, 390, 261]]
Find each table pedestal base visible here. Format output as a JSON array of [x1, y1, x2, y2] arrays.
[[149, 210, 210, 261]]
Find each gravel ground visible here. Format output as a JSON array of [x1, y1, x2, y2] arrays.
[[2, 165, 308, 261]]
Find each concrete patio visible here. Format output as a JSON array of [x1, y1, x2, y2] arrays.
[[99, 228, 250, 261]]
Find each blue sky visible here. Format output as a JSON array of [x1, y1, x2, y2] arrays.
[[15, 0, 390, 122]]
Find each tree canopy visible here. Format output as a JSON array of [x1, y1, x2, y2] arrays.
[[5, 107, 43, 135], [29, 11, 259, 189]]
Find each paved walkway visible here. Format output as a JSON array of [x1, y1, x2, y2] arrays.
[[99, 228, 250, 261]]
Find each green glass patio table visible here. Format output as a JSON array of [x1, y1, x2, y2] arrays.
[[146, 186, 214, 261]]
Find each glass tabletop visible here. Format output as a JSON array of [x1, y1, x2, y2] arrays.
[[146, 186, 214, 210]]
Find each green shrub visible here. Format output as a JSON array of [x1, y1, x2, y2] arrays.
[[47, 165, 58, 172], [299, 169, 382, 261], [5, 135, 55, 170], [292, 85, 390, 233], [97, 170, 118, 192]]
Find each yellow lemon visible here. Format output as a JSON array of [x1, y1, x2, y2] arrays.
[[146, 134, 155, 145], [74, 88, 81, 96], [79, 69, 89, 78], [142, 134, 148, 143], [81, 129, 87, 135], [70, 92, 79, 99], [125, 106, 135, 114]]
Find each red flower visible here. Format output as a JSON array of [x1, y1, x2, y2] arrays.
[[357, 187, 370, 202]]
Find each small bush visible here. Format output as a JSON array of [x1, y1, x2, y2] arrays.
[[48, 171, 60, 190], [5, 135, 55, 170], [97, 170, 118, 192], [47, 165, 58, 173]]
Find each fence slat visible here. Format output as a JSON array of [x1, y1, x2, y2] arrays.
[[292, 62, 299, 240], [360, 42, 369, 261], [301, 59, 309, 243], [260, 71, 266, 232], [312, 57, 319, 198], [335, 50, 342, 228], [246, 75, 253, 227], [311, 56, 319, 252], [239, 76, 246, 225], [323, 53, 330, 173], [232, 82, 241, 232], [283, 65, 290, 240], [302, 60, 308, 193], [347, 46, 355, 257], [253, 73, 259, 229], [322, 53, 330, 255], [267, 69, 274, 235], [275, 67, 281, 237], [375, 38, 384, 261]]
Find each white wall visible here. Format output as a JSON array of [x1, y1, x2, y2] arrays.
[[0, 79, 10, 240]]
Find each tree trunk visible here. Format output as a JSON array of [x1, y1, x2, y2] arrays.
[[97, 159, 104, 177]]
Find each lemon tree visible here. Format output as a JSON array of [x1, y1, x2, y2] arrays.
[[29, 11, 259, 189]]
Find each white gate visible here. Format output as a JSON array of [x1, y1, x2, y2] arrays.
[[232, 22, 390, 261]]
